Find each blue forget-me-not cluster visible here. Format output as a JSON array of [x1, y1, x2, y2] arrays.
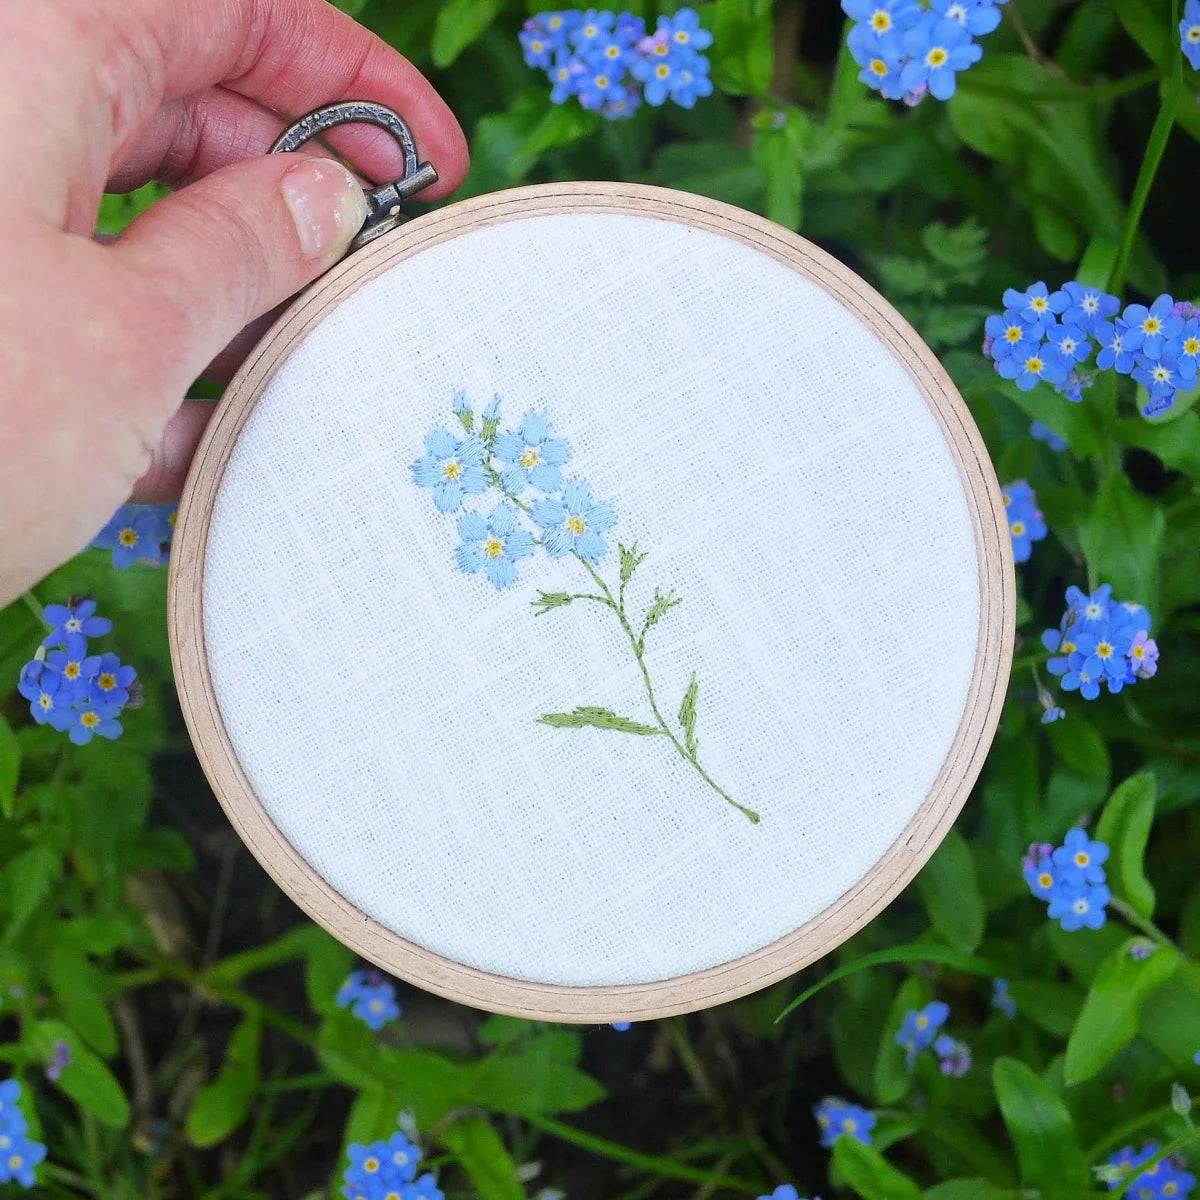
[[0, 1080, 46, 1190], [1023, 828, 1111, 932], [520, 8, 713, 119], [1105, 1142, 1196, 1199], [1001, 480, 1046, 563], [341, 1128, 442, 1200], [17, 600, 137, 745], [336, 971, 402, 1033], [814, 1097, 876, 1148], [91, 502, 177, 569], [895, 1000, 948, 1068], [1183, 0, 1200, 70], [842, 0, 1008, 103], [1041, 584, 1159, 708], [986, 281, 1199, 418]]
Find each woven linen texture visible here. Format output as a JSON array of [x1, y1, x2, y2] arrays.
[[203, 211, 981, 987]]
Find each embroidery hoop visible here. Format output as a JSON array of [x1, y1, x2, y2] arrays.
[[168, 118, 1014, 1023]]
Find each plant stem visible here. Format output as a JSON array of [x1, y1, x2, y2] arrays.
[[19, 590, 44, 627], [576, 557, 760, 823], [523, 1114, 765, 1194], [1109, 895, 1176, 948], [1087, 1103, 1175, 1161]]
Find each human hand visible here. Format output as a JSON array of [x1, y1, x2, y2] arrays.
[[0, 0, 468, 605]]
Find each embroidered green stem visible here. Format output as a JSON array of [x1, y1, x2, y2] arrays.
[[573, 557, 759, 824]]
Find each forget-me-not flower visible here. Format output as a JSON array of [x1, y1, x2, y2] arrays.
[[1048, 880, 1111, 931], [41, 600, 111, 648], [1122, 296, 1183, 357], [455, 504, 537, 589], [1048, 322, 1092, 366], [1094, 320, 1137, 373], [896, 1000, 949, 1067], [411, 429, 490, 513], [997, 339, 1069, 390], [992, 977, 1017, 1018], [985, 310, 1034, 360], [1030, 421, 1067, 451], [532, 481, 616, 563], [931, 0, 1001, 35], [898, 13, 982, 99], [1002, 281, 1067, 335], [1184, 0, 1200, 68], [1053, 828, 1110, 884], [92, 505, 162, 568], [87, 653, 137, 707], [814, 1097, 875, 1147], [62, 702, 123, 746], [1062, 281, 1120, 329]]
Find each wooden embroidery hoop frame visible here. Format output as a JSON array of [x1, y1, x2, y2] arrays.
[[167, 182, 1015, 1022]]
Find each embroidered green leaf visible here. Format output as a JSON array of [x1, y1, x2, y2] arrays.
[[679, 674, 699, 760], [532, 591, 575, 616], [619, 542, 648, 586], [639, 588, 682, 650], [538, 707, 663, 736], [480, 414, 502, 442]]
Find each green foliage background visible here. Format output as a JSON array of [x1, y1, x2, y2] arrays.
[[3, 0, 1200, 1196]]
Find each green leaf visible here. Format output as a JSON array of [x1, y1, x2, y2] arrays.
[[0, 714, 17, 819], [1006, 980, 1083, 1039], [833, 1136, 922, 1200], [34, 1021, 130, 1129], [925, 1182, 1021, 1200], [873, 976, 927, 1105], [1143, 957, 1200, 1069], [342, 1087, 401, 1150], [439, 1117, 525, 1200], [47, 945, 118, 1057], [640, 588, 682, 646], [6, 844, 62, 930], [992, 1057, 1088, 1190], [538, 707, 663, 736], [207, 925, 318, 984], [711, 0, 774, 96], [751, 106, 809, 230], [914, 828, 985, 952], [186, 1013, 262, 1147], [1095, 773, 1157, 918], [469, 1032, 607, 1116], [1047, 715, 1111, 781], [777, 941, 1001, 1020], [1063, 939, 1179, 1085], [532, 590, 577, 616], [619, 542, 647, 586], [1116, 412, 1200, 481], [429, 0, 504, 67], [678, 674, 699, 760], [1082, 474, 1165, 609], [1076, 237, 1120, 291], [304, 927, 355, 1017]]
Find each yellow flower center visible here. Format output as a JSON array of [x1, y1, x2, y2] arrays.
[[605, 44, 619, 57], [531, 38, 544, 52], [1165, 1184, 1179, 1197], [583, 23, 597, 37], [483, 537, 504, 559], [595, 73, 610, 87], [364, 1157, 380, 1174], [1011, 521, 1026, 537], [1132, 645, 1145, 660], [1026, 356, 1044, 373], [1153, 366, 1170, 382], [1189, 25, 1200, 41], [1038, 872, 1053, 889], [98, 673, 116, 690], [654, 40, 669, 55], [81, 712, 100, 728], [655, 63, 670, 78], [548, 15, 562, 28], [870, 58, 889, 76], [168, 510, 177, 526], [1073, 897, 1089, 914], [927, 46, 948, 66], [842, 1118, 858, 1133], [442, 460, 462, 480], [118, 528, 138, 547], [1074, 851, 1089, 866], [1184, 338, 1200, 355], [567, 516, 586, 535], [64, 662, 80, 679], [1096, 642, 1113, 659], [8, 1156, 21, 1170], [1144, 317, 1161, 334], [916, 1014, 929, 1029], [38, 694, 52, 711], [1005, 326, 1022, 342], [393, 1152, 409, 1166], [1031, 296, 1047, 312], [1062, 640, 1076, 655], [674, 29, 690, 42], [871, 10, 892, 31], [369, 999, 383, 1012]]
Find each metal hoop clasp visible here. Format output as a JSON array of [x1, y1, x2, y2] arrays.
[[269, 102, 438, 253]]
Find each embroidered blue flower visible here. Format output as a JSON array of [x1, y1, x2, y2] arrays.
[[996, 339, 1068, 390], [455, 504, 536, 590], [1048, 322, 1092, 367], [991, 977, 1017, 1018], [1002, 281, 1068, 336], [62, 702, 123, 746], [931, 0, 1001, 35], [814, 1097, 875, 1147], [41, 600, 111, 648], [1122, 295, 1183, 358], [985, 310, 1034, 360], [1053, 828, 1110, 884], [1094, 320, 1137, 373], [1048, 880, 1110, 931], [92, 505, 163, 569], [1185, 0, 1200, 68], [1061, 281, 1120, 329], [898, 14, 982, 99], [411, 429, 490, 513], [896, 1000, 949, 1068], [1030, 421, 1067, 451], [532, 481, 616, 563], [86, 653, 137, 708]]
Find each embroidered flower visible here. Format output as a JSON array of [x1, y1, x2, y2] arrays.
[[455, 504, 537, 590], [814, 1097, 875, 1147], [495, 413, 572, 495], [532, 481, 617, 563], [411, 429, 490, 513], [40, 600, 111, 648]]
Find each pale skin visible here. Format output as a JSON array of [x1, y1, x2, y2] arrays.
[[0, 0, 469, 606]]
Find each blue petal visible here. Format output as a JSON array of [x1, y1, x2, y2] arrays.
[[425, 428, 457, 458], [485, 557, 518, 589], [457, 512, 488, 542], [488, 504, 520, 536], [542, 527, 574, 557], [531, 499, 566, 529], [457, 435, 487, 466], [584, 501, 617, 533], [455, 543, 484, 574], [42, 604, 70, 626], [493, 432, 522, 462], [411, 456, 442, 487], [539, 437, 571, 466], [575, 531, 607, 562], [520, 411, 552, 444], [499, 465, 529, 494], [459, 465, 491, 495], [529, 463, 563, 493], [562, 480, 593, 514], [506, 530, 536, 561], [434, 480, 464, 513]]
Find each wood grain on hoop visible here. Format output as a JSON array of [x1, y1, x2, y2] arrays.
[[168, 182, 1014, 1022]]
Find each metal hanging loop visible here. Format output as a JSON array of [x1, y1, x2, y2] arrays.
[[269, 101, 438, 253]]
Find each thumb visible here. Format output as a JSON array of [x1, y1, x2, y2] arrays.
[[113, 154, 368, 394]]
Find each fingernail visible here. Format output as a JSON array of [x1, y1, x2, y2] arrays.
[[281, 159, 368, 260]]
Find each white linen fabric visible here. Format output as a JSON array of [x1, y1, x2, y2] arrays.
[[203, 211, 980, 987]]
